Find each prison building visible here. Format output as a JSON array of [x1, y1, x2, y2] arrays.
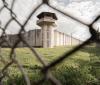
[[0, 12, 82, 48]]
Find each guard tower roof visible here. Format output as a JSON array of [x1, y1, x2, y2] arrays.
[[37, 12, 58, 20]]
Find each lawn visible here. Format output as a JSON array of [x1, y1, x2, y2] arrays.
[[0, 46, 100, 85]]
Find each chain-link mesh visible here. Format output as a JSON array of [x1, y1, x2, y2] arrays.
[[0, 0, 100, 85]]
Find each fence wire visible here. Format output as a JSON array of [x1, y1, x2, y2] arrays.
[[0, 0, 100, 85]]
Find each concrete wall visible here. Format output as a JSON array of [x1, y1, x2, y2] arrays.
[[0, 29, 82, 48], [0, 29, 42, 47], [54, 30, 81, 46]]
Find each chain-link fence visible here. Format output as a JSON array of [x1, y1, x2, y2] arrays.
[[0, 0, 100, 85]]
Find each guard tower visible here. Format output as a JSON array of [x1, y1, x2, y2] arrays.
[[37, 12, 57, 48]]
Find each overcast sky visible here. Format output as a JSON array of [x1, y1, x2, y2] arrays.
[[0, 0, 100, 41]]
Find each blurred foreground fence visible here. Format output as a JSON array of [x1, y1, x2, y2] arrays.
[[0, 0, 100, 85]]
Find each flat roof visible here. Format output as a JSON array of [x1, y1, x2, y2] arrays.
[[37, 12, 58, 20]]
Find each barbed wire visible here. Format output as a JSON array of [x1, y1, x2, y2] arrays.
[[0, 0, 99, 85]]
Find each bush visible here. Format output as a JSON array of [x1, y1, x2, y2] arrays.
[[54, 65, 99, 85]]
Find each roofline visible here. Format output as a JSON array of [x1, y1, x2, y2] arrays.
[[37, 12, 58, 20]]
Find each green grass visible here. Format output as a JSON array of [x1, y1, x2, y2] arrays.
[[0, 46, 100, 85]]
